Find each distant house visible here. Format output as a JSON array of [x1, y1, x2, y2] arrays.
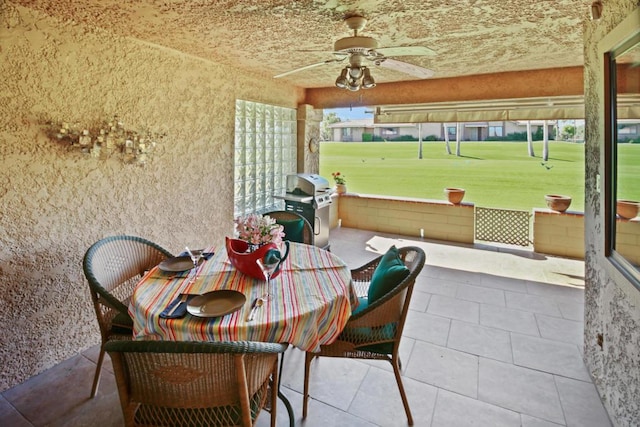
[[327, 119, 426, 142], [327, 119, 556, 142], [617, 119, 640, 142]]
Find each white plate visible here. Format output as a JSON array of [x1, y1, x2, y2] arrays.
[[158, 256, 201, 272], [186, 290, 246, 318]]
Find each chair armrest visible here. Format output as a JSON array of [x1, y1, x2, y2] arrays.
[[350, 257, 381, 282]]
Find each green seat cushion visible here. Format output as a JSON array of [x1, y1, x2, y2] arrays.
[[340, 322, 397, 355], [352, 296, 369, 315], [359, 341, 394, 354], [367, 246, 410, 303], [276, 218, 305, 244], [112, 311, 134, 332]]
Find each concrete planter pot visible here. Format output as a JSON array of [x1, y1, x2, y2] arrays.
[[616, 200, 640, 219], [336, 184, 347, 195], [545, 194, 572, 213], [445, 188, 465, 204]]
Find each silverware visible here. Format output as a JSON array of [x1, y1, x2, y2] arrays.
[[168, 294, 188, 316], [247, 294, 268, 321]]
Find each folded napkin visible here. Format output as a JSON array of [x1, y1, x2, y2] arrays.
[[159, 294, 198, 319]]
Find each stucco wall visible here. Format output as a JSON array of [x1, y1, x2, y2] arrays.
[[583, 2, 640, 426], [0, 2, 303, 392]]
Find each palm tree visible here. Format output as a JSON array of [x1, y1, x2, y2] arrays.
[[542, 120, 549, 161], [527, 121, 536, 157], [443, 123, 452, 154]]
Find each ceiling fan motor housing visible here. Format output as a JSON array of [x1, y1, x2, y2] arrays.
[[334, 36, 379, 53]]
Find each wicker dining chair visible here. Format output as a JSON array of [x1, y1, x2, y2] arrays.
[[83, 235, 173, 398], [264, 210, 314, 245], [105, 340, 288, 427], [303, 246, 426, 425]]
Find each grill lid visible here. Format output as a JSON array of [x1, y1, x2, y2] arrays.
[[286, 174, 331, 196]]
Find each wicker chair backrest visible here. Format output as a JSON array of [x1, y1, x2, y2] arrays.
[[105, 340, 287, 427], [83, 235, 173, 314], [264, 210, 315, 245]]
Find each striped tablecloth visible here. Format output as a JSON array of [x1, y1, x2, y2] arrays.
[[129, 242, 356, 352]]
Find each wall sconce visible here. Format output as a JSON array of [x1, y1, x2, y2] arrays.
[[47, 115, 164, 166], [591, 1, 603, 20], [335, 65, 376, 91]]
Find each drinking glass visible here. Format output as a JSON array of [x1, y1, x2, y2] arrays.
[[185, 247, 204, 282], [257, 257, 280, 295]]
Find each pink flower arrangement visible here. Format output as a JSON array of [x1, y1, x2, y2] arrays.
[[234, 214, 285, 247]]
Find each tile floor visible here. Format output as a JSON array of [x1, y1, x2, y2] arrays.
[[0, 227, 613, 426]]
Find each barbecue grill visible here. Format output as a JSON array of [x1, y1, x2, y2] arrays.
[[276, 174, 333, 250]]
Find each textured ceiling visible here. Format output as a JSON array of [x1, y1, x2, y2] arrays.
[[14, 0, 591, 88]]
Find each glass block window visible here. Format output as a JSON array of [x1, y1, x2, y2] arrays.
[[234, 100, 297, 217]]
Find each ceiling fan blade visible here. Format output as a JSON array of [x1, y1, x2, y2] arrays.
[[378, 58, 435, 79], [376, 46, 436, 57], [274, 58, 344, 78]]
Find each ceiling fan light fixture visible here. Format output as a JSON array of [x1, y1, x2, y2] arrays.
[[347, 80, 360, 91], [335, 66, 376, 91], [362, 68, 376, 89], [335, 68, 348, 89], [348, 66, 363, 79]]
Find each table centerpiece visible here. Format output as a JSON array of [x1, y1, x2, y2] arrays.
[[226, 214, 288, 280]]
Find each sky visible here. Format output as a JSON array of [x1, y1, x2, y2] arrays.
[[327, 107, 372, 121]]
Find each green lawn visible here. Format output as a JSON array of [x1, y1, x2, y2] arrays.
[[319, 141, 593, 211], [618, 144, 640, 202]]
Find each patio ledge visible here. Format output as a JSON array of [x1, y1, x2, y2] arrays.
[[336, 191, 475, 207], [333, 192, 475, 244], [533, 208, 584, 217]]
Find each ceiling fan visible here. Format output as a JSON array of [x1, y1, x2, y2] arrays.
[[274, 15, 436, 91]]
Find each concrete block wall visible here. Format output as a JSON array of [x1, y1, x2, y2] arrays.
[[333, 196, 636, 266], [533, 209, 585, 259], [329, 193, 340, 229], [335, 193, 474, 244]]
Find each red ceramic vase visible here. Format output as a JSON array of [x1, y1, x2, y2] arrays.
[[225, 237, 288, 281]]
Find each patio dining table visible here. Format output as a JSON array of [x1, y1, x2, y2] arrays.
[[129, 241, 356, 425], [129, 241, 356, 353]]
